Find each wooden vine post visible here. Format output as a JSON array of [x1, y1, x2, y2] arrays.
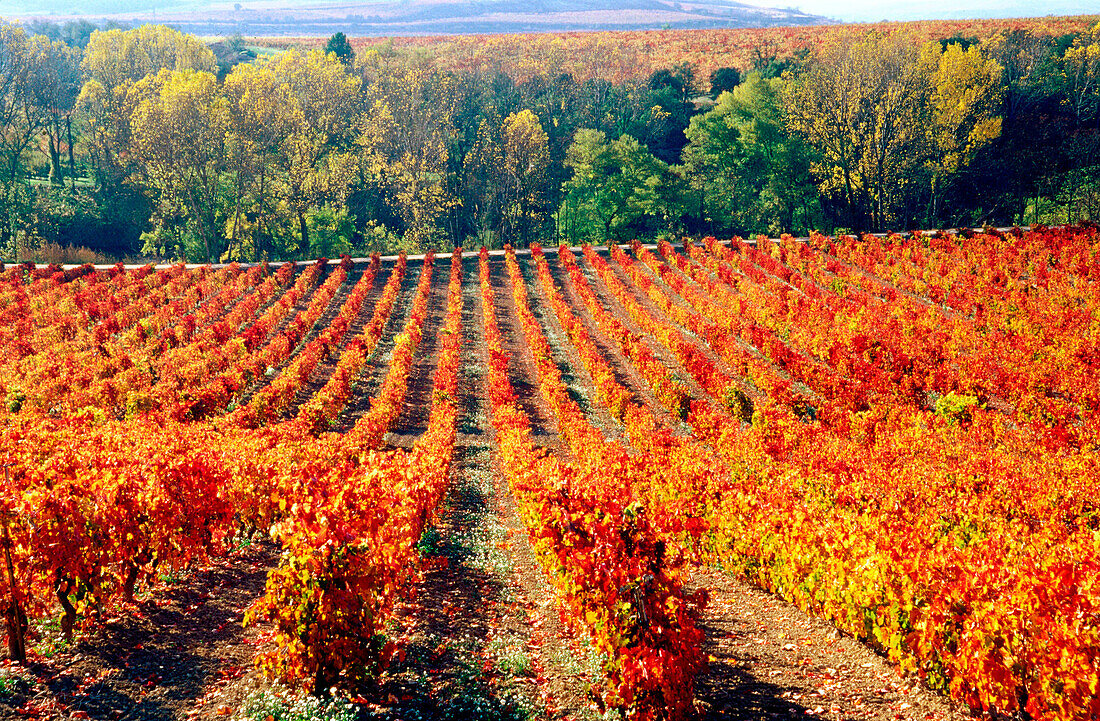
[[2, 464, 25, 663]]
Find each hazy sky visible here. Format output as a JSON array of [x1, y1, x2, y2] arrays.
[[777, 0, 1100, 22], [5, 0, 1097, 23]]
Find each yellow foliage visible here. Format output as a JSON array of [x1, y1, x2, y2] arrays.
[[784, 29, 1004, 230], [81, 25, 216, 93], [925, 41, 1003, 175]]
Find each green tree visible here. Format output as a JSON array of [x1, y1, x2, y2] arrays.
[[648, 62, 696, 105], [559, 129, 668, 243], [680, 87, 744, 234], [325, 32, 355, 68], [709, 66, 741, 98], [682, 72, 818, 237], [303, 204, 356, 258]]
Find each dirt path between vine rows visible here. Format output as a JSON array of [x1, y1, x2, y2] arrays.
[[688, 568, 968, 721], [364, 255, 595, 720], [0, 541, 278, 721]]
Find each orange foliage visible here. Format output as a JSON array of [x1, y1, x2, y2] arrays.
[[262, 16, 1098, 84]]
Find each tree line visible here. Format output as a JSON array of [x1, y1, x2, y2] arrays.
[[1, 21, 1098, 262]]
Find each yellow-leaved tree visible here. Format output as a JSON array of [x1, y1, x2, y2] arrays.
[[218, 49, 361, 260], [129, 69, 230, 262], [923, 41, 1004, 220], [784, 30, 928, 231], [785, 30, 1004, 230], [265, 49, 362, 257], [77, 25, 216, 185], [359, 56, 458, 250], [500, 109, 550, 244], [1061, 23, 1100, 127], [221, 60, 295, 260]]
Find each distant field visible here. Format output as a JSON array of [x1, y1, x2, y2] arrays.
[[256, 15, 1099, 82], [10, 0, 832, 39]]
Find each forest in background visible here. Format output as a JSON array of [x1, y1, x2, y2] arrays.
[[275, 17, 1095, 84], [0, 16, 1098, 263]]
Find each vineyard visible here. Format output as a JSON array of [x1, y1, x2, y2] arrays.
[[0, 226, 1098, 720], [272, 15, 1099, 84]]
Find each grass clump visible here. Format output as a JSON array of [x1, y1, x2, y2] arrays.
[[235, 684, 357, 721]]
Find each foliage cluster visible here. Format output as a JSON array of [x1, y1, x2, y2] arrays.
[[0, 19, 1099, 260]]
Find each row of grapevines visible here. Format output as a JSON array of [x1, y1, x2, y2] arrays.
[[246, 250, 464, 691], [591, 230, 1100, 720], [230, 258, 373, 427], [0, 252, 463, 690], [45, 262, 253, 415], [702, 232, 1096, 442], [293, 254, 403, 435], [0, 263, 205, 413], [99, 260, 280, 418], [546, 245, 693, 421], [489, 246, 705, 720], [583, 244, 775, 421], [528, 244, 723, 547], [0, 415, 236, 653], [814, 230, 1100, 424], [342, 251, 436, 448], [651, 240, 884, 416], [2, 263, 153, 361], [149, 262, 299, 411], [176, 260, 328, 421], [693, 237, 958, 415], [502, 237, 1097, 720]]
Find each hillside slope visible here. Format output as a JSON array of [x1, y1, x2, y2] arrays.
[[8, 0, 834, 36]]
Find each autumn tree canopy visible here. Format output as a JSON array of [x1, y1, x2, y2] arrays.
[[1, 18, 1099, 261]]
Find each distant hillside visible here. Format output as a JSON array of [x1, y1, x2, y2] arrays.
[[8, 0, 835, 36], [265, 15, 1097, 85]]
